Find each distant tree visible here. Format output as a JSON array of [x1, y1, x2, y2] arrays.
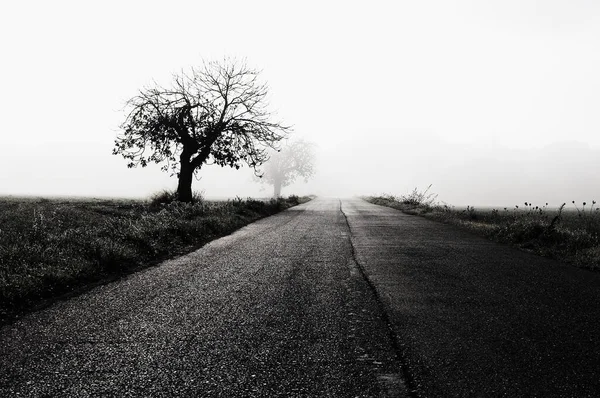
[[113, 59, 290, 202], [259, 140, 316, 197]]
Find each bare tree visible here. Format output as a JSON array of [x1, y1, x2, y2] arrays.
[[113, 59, 290, 202], [259, 140, 316, 197]]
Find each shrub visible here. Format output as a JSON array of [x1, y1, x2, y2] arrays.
[[149, 190, 204, 209], [149, 190, 178, 208], [288, 195, 300, 205]]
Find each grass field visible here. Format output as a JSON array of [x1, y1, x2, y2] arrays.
[[366, 188, 600, 271], [0, 194, 310, 324]]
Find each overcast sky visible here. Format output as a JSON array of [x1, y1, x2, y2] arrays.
[[1, 0, 599, 206]]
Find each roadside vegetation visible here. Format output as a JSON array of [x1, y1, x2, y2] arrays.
[[0, 193, 310, 324], [366, 186, 600, 271]]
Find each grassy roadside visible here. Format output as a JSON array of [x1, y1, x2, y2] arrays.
[[365, 189, 600, 271], [0, 194, 311, 324]]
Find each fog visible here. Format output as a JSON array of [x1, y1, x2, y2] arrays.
[[1, 1, 600, 207], [313, 133, 600, 207]]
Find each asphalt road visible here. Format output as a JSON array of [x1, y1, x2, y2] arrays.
[[1, 198, 600, 397], [343, 199, 600, 397]]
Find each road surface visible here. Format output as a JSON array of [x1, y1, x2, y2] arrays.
[[1, 198, 600, 397]]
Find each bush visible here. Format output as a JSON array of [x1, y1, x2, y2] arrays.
[[149, 190, 178, 208], [288, 195, 300, 205], [149, 189, 204, 209]]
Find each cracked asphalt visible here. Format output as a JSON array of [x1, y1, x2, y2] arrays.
[[2, 198, 600, 397]]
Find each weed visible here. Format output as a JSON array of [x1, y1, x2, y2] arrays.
[[399, 185, 438, 207], [464, 206, 477, 220]]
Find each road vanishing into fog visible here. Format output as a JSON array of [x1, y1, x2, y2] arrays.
[[2, 198, 600, 397]]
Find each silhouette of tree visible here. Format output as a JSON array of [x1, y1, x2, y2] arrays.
[[113, 59, 290, 202], [259, 140, 315, 197]]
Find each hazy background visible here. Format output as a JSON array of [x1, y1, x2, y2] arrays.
[[1, 0, 599, 206]]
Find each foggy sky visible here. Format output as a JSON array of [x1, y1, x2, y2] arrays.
[[1, 1, 599, 206]]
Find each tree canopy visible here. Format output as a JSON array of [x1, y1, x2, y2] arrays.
[[259, 140, 316, 197], [113, 59, 290, 202]]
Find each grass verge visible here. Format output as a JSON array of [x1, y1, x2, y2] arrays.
[[366, 189, 600, 271], [0, 194, 311, 325]]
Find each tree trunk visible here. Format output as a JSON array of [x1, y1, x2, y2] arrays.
[[273, 180, 282, 198], [177, 161, 195, 202]]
